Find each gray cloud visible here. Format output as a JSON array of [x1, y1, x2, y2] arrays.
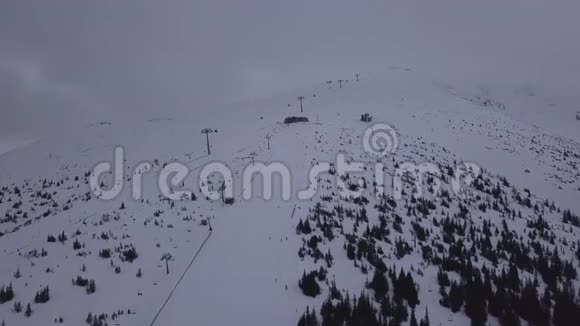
[[0, 55, 92, 137], [1, 0, 579, 140]]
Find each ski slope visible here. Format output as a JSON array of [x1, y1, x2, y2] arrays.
[[1, 68, 579, 325]]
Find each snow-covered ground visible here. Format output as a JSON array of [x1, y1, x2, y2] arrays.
[[1, 69, 579, 325]]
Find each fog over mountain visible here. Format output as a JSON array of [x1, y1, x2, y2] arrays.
[[2, 0, 579, 143]]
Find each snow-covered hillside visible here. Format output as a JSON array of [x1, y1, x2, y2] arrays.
[[1, 68, 579, 326]]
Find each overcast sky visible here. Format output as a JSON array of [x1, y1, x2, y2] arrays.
[[1, 0, 579, 145]]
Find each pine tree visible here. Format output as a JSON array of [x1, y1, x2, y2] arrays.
[[34, 286, 50, 303], [86, 280, 96, 294], [449, 282, 464, 313], [0, 283, 14, 303], [347, 243, 357, 261], [351, 293, 380, 326], [73, 238, 82, 250], [488, 287, 506, 317], [437, 269, 450, 287], [381, 297, 393, 318], [299, 271, 321, 298], [13, 301, 22, 313], [25, 303, 32, 317], [410, 309, 419, 326], [519, 279, 548, 325], [439, 285, 450, 308], [73, 275, 89, 287], [541, 287, 552, 308], [99, 249, 111, 259], [297, 306, 318, 326], [58, 231, 67, 243], [500, 309, 520, 326], [406, 273, 420, 308], [367, 268, 389, 299], [297, 312, 306, 326], [419, 307, 430, 326], [465, 277, 487, 326], [392, 298, 408, 323], [122, 246, 138, 262]]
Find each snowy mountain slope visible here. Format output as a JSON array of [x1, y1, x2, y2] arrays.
[[155, 94, 580, 326], [0, 68, 579, 326]]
